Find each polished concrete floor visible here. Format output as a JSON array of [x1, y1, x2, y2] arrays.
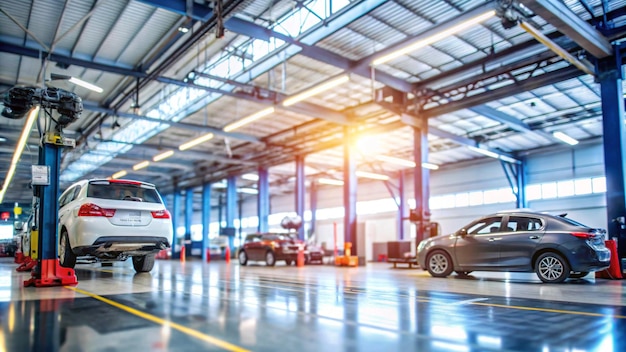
[[1, 257, 625, 352]]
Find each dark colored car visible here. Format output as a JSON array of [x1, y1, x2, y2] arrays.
[[238, 233, 322, 266], [417, 210, 611, 283]]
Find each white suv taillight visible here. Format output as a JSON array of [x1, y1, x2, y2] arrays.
[[151, 209, 171, 219], [78, 203, 116, 217]]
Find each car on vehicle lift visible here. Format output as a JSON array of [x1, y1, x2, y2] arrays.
[[417, 210, 611, 283], [57, 179, 172, 273], [238, 232, 324, 266]]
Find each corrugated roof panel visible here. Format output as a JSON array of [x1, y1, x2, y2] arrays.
[[348, 13, 406, 47], [23, 0, 65, 49], [316, 27, 377, 60], [71, 1, 128, 58], [53, 0, 97, 52], [0, 1, 32, 39], [369, 1, 432, 36], [95, 2, 156, 62], [116, 8, 181, 65]]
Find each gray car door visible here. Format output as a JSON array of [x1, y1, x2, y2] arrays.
[[453, 216, 503, 270], [497, 215, 544, 270]]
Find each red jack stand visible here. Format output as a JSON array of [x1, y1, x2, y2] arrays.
[[16, 256, 37, 272], [14, 251, 25, 264], [24, 259, 77, 287]]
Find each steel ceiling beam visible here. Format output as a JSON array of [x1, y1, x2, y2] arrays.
[[519, 0, 612, 58], [81, 101, 261, 143], [469, 105, 532, 133]]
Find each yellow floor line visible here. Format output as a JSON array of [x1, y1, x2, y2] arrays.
[[64, 286, 250, 352], [468, 301, 626, 319]]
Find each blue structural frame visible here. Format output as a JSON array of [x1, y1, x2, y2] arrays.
[[295, 155, 306, 240], [201, 183, 211, 262], [598, 56, 626, 268], [185, 188, 193, 243], [310, 181, 318, 238], [38, 142, 61, 262], [343, 126, 357, 255], [171, 190, 181, 259], [398, 170, 406, 240], [226, 176, 237, 250], [413, 125, 430, 242], [257, 167, 269, 232]]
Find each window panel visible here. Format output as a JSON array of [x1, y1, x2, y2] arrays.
[[573, 178, 592, 195], [557, 180, 575, 197], [592, 177, 606, 193], [468, 191, 483, 206], [455, 193, 469, 207], [541, 182, 557, 199], [483, 189, 500, 204], [526, 184, 542, 200]]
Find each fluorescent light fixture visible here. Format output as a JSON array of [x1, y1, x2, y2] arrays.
[[238, 187, 258, 194], [153, 150, 174, 162], [0, 107, 39, 204], [178, 26, 189, 33], [179, 133, 214, 151], [241, 173, 259, 181], [553, 131, 579, 145], [318, 178, 344, 186], [422, 162, 440, 170], [375, 155, 439, 170], [68, 77, 104, 93], [282, 75, 350, 106], [356, 171, 390, 181], [112, 170, 127, 179], [223, 107, 275, 132], [468, 146, 500, 159], [498, 155, 519, 164], [132, 160, 150, 171], [372, 10, 496, 66], [376, 155, 416, 167]]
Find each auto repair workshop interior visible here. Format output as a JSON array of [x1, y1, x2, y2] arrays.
[[1, 0, 626, 351]]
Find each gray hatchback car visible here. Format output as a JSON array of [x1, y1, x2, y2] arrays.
[[417, 210, 611, 283]]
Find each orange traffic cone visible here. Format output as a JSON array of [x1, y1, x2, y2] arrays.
[[297, 245, 305, 267], [180, 245, 186, 263], [225, 246, 231, 263]]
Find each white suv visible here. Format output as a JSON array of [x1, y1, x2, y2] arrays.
[[58, 179, 172, 273]]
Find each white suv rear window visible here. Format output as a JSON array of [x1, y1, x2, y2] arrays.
[[87, 183, 162, 203]]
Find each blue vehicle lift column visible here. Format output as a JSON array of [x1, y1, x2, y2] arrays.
[[201, 183, 211, 262], [310, 181, 318, 238], [171, 189, 181, 259], [226, 175, 237, 251], [343, 126, 358, 256], [598, 55, 626, 270], [185, 188, 193, 253], [257, 167, 270, 232], [413, 123, 430, 243], [295, 155, 306, 240], [398, 170, 406, 240]]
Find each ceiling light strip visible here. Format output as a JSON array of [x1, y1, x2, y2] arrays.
[[552, 131, 579, 145], [282, 75, 350, 106], [0, 107, 39, 204], [112, 170, 127, 179], [372, 10, 496, 65], [68, 77, 103, 93], [133, 160, 150, 171], [318, 178, 344, 186], [153, 150, 175, 162], [179, 133, 214, 151], [223, 107, 275, 132], [355, 171, 390, 181]]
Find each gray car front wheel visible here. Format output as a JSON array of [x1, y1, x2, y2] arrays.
[[426, 250, 453, 278]]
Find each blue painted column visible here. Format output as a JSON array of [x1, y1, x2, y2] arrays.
[[516, 161, 527, 209], [310, 181, 318, 238], [226, 175, 237, 250], [295, 155, 306, 240], [185, 188, 193, 245], [38, 142, 61, 261], [171, 189, 181, 259], [343, 126, 358, 256], [598, 56, 626, 268], [413, 124, 430, 243], [398, 170, 406, 240], [257, 167, 269, 232], [201, 183, 212, 262]]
